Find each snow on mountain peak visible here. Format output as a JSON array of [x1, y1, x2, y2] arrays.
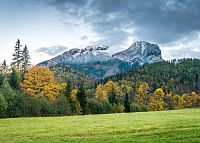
[[39, 41, 162, 68], [112, 41, 163, 64]]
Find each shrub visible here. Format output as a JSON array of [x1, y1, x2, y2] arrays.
[[140, 104, 149, 112], [88, 98, 104, 114], [0, 93, 7, 118], [39, 97, 55, 116], [113, 104, 125, 113], [130, 103, 142, 112], [102, 101, 115, 114], [56, 95, 71, 116]]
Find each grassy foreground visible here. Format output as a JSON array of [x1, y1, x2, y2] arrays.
[[0, 108, 200, 143]]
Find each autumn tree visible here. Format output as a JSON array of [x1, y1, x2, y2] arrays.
[[20, 66, 61, 101], [134, 82, 150, 105], [164, 93, 174, 110], [95, 81, 123, 102], [182, 93, 191, 108], [190, 92, 199, 107], [12, 39, 22, 71], [173, 94, 184, 109], [148, 88, 165, 111], [70, 89, 81, 115]]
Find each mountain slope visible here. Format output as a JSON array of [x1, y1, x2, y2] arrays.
[[38, 41, 163, 78], [112, 41, 162, 64]]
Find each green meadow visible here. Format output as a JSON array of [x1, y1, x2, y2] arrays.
[[0, 108, 200, 143]]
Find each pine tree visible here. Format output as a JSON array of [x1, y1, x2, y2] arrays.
[[77, 85, 87, 115], [0, 60, 8, 75], [21, 45, 31, 78], [108, 87, 118, 104], [12, 39, 22, 71], [0, 74, 4, 87], [64, 80, 72, 101], [124, 92, 130, 112]]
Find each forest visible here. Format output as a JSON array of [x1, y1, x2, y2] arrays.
[[0, 39, 200, 118]]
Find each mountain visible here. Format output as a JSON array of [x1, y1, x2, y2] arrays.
[[39, 45, 111, 66], [112, 41, 162, 65], [38, 41, 163, 78]]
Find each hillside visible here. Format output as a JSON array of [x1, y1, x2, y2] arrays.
[[103, 58, 200, 95], [0, 108, 200, 143], [39, 41, 163, 78]]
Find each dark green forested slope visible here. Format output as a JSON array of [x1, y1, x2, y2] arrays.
[[103, 58, 200, 95]]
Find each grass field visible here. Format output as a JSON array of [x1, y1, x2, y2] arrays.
[[0, 108, 200, 143]]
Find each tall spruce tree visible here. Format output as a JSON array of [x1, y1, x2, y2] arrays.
[[124, 92, 130, 112], [77, 84, 87, 115], [0, 60, 8, 75], [12, 39, 22, 71], [108, 87, 118, 104], [21, 45, 31, 78]]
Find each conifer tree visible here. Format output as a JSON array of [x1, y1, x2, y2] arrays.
[[77, 84, 87, 115], [0, 60, 8, 75], [12, 39, 22, 71], [124, 92, 130, 112], [21, 45, 31, 78], [108, 87, 118, 104], [64, 80, 72, 101]]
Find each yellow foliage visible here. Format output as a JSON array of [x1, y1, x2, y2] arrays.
[[20, 66, 61, 101], [173, 94, 184, 109], [71, 89, 78, 101], [134, 82, 150, 105], [182, 93, 192, 107], [95, 81, 123, 101], [148, 88, 165, 111], [190, 92, 199, 107]]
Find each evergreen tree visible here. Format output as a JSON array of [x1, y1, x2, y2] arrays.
[[0, 60, 8, 75], [8, 69, 19, 90], [12, 39, 22, 71], [108, 87, 118, 104], [0, 93, 8, 118], [0, 74, 4, 87], [77, 85, 87, 115], [64, 80, 72, 101], [21, 45, 31, 79], [124, 92, 130, 112], [56, 95, 71, 115]]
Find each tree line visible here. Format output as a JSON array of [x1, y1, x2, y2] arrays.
[[0, 39, 200, 118]]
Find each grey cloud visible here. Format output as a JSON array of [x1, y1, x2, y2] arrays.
[[45, 0, 200, 44], [80, 35, 88, 40], [43, 0, 200, 59], [36, 46, 67, 56]]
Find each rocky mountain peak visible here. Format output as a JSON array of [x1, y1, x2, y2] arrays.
[[38, 41, 163, 78], [112, 41, 162, 64]]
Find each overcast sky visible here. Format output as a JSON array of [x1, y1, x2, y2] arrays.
[[0, 0, 200, 64]]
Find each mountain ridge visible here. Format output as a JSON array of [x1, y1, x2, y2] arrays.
[[38, 41, 163, 78]]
